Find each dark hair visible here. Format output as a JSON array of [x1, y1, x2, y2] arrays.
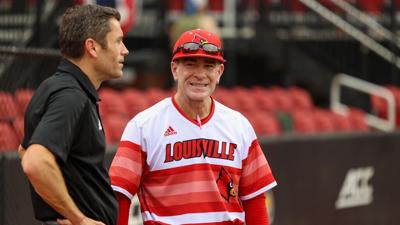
[[59, 4, 120, 59]]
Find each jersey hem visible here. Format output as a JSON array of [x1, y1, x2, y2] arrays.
[[240, 181, 277, 201], [111, 185, 134, 199]]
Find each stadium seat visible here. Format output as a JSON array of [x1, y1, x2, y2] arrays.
[[232, 87, 258, 113], [370, 94, 386, 118], [0, 91, 20, 121], [213, 87, 239, 109], [146, 88, 170, 106], [287, 87, 314, 111], [332, 113, 353, 131], [347, 108, 369, 131], [284, 0, 307, 13], [15, 89, 34, 114], [251, 87, 278, 112], [357, 0, 384, 15], [370, 85, 400, 127], [269, 86, 294, 112], [167, 0, 184, 11], [313, 109, 336, 133], [291, 110, 318, 134], [247, 111, 282, 136], [0, 122, 19, 151], [13, 116, 24, 141], [209, 0, 224, 12], [122, 89, 151, 117], [102, 115, 129, 145], [319, 0, 341, 12], [98, 88, 128, 118]]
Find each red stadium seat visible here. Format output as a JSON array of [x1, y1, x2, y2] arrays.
[[332, 113, 353, 131], [284, 0, 307, 13], [252, 87, 278, 112], [232, 87, 258, 114], [0, 122, 19, 151], [0, 91, 20, 121], [292, 110, 318, 134], [167, 0, 184, 11], [102, 115, 129, 145], [13, 117, 24, 141], [370, 94, 386, 119], [287, 87, 314, 111], [313, 109, 336, 133], [209, 0, 224, 12], [357, 0, 384, 15], [15, 89, 34, 114], [370, 85, 400, 127], [213, 87, 239, 109], [269, 86, 294, 112], [146, 88, 170, 106], [256, 94, 278, 112], [319, 0, 342, 12], [98, 88, 128, 117], [347, 108, 369, 131], [247, 111, 282, 136], [122, 89, 151, 117]]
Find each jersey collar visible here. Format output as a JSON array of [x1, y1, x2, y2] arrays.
[[172, 96, 215, 127]]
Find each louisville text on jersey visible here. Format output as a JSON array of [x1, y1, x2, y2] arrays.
[[165, 138, 237, 162]]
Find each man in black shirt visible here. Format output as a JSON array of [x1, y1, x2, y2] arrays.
[[19, 4, 129, 225]]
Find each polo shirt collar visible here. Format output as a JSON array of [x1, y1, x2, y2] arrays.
[[58, 58, 99, 103]]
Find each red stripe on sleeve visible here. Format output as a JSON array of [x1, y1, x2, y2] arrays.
[[240, 139, 275, 197], [109, 140, 147, 196]]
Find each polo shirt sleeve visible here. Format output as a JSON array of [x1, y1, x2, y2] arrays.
[[28, 88, 87, 162]]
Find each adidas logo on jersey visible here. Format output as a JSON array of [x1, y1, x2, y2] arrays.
[[164, 126, 177, 136]]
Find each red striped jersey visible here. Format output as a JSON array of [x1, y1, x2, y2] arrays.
[[109, 97, 277, 225]]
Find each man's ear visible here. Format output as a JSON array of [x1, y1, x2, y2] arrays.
[[171, 61, 179, 81], [85, 38, 97, 57], [216, 63, 224, 84]]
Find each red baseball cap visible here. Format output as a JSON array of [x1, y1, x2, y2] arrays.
[[172, 29, 225, 63]]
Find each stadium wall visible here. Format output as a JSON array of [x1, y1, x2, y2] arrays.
[[0, 132, 399, 225]]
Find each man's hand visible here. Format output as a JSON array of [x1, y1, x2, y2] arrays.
[[57, 217, 106, 225]]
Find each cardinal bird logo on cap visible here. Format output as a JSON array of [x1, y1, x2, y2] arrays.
[[192, 34, 208, 45]]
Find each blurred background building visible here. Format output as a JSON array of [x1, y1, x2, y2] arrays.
[[1, 0, 400, 145]]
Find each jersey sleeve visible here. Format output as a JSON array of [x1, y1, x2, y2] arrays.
[[109, 120, 147, 199], [26, 88, 86, 162], [239, 120, 277, 201]]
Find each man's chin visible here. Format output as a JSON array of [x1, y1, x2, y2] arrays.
[[111, 72, 123, 79], [188, 92, 211, 101]]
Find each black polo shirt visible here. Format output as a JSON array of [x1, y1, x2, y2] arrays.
[[22, 58, 118, 225]]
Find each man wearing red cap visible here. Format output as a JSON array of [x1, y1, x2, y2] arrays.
[[109, 29, 277, 225]]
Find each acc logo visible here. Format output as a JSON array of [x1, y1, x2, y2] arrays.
[[335, 166, 374, 209]]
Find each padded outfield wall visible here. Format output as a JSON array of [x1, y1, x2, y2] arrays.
[[0, 131, 399, 225]]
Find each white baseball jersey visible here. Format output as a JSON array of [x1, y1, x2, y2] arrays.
[[109, 97, 277, 225]]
